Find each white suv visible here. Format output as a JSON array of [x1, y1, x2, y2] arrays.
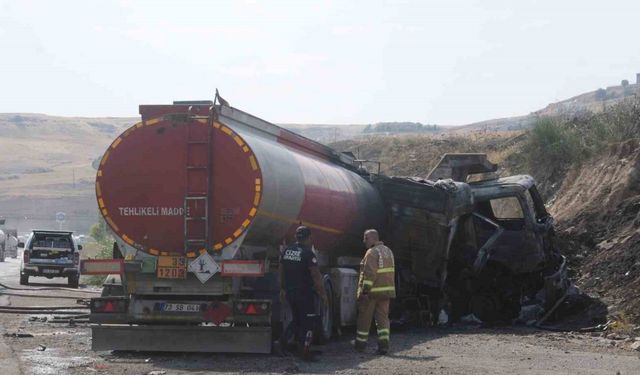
[[19, 230, 82, 288]]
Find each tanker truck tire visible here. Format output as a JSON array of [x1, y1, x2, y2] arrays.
[[20, 274, 28, 285], [315, 278, 334, 344], [68, 275, 79, 289]]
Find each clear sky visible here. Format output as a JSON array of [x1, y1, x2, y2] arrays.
[[1, 0, 639, 125]]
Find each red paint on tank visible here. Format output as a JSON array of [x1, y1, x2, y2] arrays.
[[286, 153, 358, 251], [96, 111, 261, 256]]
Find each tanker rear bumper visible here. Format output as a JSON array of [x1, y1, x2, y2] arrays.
[[91, 324, 272, 353]]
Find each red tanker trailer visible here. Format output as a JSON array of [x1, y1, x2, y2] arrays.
[[87, 99, 384, 352], [96, 102, 383, 260], [85, 98, 568, 353]]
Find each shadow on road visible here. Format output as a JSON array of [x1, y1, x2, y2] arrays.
[[100, 328, 443, 374], [96, 295, 611, 375]]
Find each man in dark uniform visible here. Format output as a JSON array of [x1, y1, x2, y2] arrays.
[[280, 226, 328, 361]]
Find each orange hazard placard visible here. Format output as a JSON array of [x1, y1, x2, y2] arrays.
[[157, 256, 187, 279]]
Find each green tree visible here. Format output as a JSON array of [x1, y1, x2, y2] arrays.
[[89, 219, 109, 244]]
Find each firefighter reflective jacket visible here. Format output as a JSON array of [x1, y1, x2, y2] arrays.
[[357, 242, 396, 299]]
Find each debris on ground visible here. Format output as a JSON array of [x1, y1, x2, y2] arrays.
[[460, 314, 483, 324], [517, 305, 545, 325]]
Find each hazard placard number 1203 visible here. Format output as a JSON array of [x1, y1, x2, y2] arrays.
[[157, 256, 187, 279]]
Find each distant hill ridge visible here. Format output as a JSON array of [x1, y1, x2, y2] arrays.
[[2, 76, 637, 141]]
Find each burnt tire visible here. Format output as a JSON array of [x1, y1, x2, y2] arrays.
[[315, 278, 334, 344], [19, 274, 28, 285]]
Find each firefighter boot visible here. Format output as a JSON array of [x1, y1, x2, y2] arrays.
[[351, 339, 367, 353], [376, 339, 389, 355]]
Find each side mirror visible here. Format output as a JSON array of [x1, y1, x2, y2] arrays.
[[77, 245, 83, 251], [18, 242, 25, 248]]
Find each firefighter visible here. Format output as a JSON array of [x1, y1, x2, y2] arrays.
[[354, 229, 395, 354], [279, 226, 328, 361]]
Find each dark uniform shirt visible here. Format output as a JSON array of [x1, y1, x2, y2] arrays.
[[280, 243, 317, 292]]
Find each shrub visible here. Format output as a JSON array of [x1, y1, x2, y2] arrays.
[[526, 117, 579, 168], [85, 219, 114, 286], [524, 97, 640, 199]]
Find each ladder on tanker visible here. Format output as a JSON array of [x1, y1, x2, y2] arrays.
[[184, 106, 214, 253]]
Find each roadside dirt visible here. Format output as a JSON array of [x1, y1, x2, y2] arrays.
[[551, 139, 640, 325], [1, 258, 640, 375]]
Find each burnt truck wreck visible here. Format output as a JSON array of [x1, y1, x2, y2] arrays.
[[376, 154, 569, 324]]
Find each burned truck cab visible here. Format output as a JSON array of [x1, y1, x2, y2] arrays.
[[453, 175, 567, 321], [468, 175, 552, 276], [379, 154, 568, 324]]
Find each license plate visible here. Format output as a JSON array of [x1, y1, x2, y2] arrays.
[[157, 256, 187, 279], [42, 269, 59, 274], [161, 303, 201, 312]]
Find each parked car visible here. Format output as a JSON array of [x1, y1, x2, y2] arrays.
[[19, 230, 83, 287]]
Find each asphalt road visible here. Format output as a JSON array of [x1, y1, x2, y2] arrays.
[[1, 257, 640, 375]]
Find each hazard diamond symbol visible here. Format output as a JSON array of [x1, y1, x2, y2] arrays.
[[188, 252, 220, 284]]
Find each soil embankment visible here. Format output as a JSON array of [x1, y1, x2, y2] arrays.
[[552, 139, 640, 324]]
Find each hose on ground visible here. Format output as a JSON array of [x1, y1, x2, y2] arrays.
[[53, 314, 89, 319], [0, 309, 88, 315], [0, 282, 101, 294], [0, 291, 88, 300], [48, 319, 90, 324], [0, 305, 88, 310]]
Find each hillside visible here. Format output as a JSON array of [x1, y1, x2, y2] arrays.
[[0, 114, 135, 191], [455, 81, 640, 133], [0, 114, 135, 233]]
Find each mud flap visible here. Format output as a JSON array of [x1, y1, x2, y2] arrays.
[[91, 324, 272, 353]]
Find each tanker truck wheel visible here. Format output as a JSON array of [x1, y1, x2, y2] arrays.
[[315, 278, 334, 344], [67, 275, 79, 288], [20, 274, 28, 285]]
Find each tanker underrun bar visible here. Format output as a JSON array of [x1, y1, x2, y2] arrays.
[[80, 259, 124, 275]]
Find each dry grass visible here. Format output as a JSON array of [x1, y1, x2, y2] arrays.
[[330, 131, 526, 178], [0, 115, 134, 198]]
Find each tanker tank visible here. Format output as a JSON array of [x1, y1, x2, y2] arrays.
[[96, 102, 384, 261]]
